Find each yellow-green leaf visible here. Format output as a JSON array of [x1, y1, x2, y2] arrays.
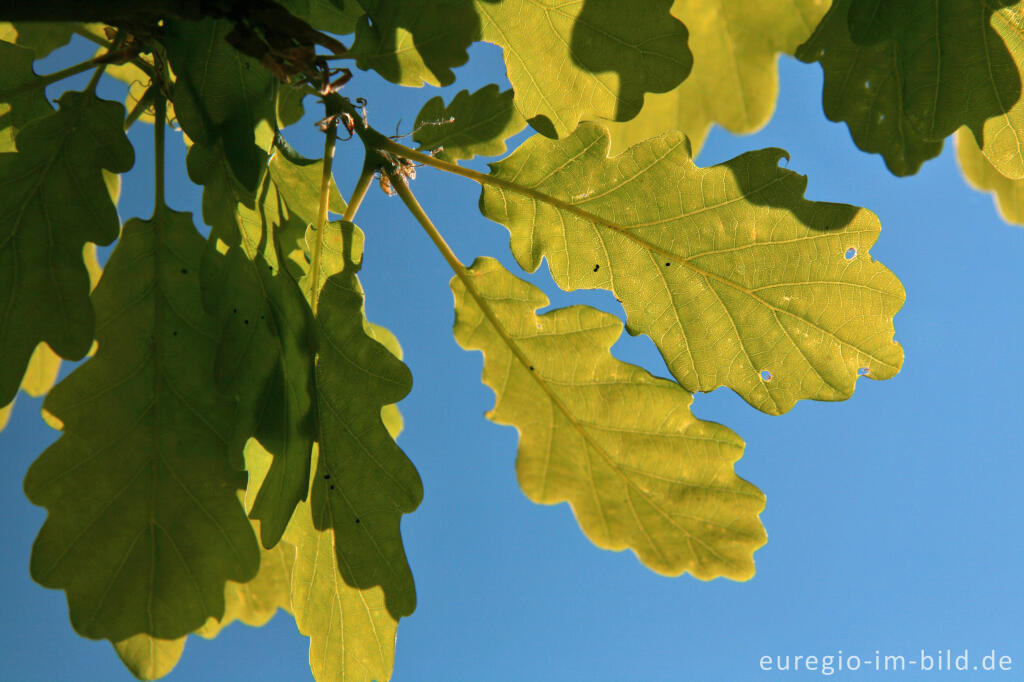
[[957, 126, 1024, 226], [453, 257, 766, 579], [25, 208, 260, 642], [413, 84, 526, 162], [300, 220, 421, 619], [480, 123, 904, 415], [475, 0, 692, 138], [0, 91, 133, 407], [608, 0, 830, 155]]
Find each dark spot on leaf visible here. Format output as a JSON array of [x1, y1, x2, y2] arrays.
[[665, 262, 671, 267], [355, 518, 360, 524], [233, 308, 237, 314], [329, 484, 335, 490], [324, 474, 330, 480], [593, 264, 600, 272], [180, 268, 187, 274], [172, 331, 177, 336], [529, 366, 535, 371]]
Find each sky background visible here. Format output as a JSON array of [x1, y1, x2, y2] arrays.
[[1, 28, 1022, 682]]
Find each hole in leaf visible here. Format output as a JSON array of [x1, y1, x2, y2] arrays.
[[864, 80, 871, 89], [878, 114, 886, 123], [760, 369, 772, 382], [845, 247, 856, 260], [858, 367, 870, 376]]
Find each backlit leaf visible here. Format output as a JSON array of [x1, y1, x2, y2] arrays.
[[480, 123, 904, 415], [453, 257, 766, 578], [24, 208, 260, 642], [608, 0, 829, 155], [348, 0, 478, 87], [162, 18, 276, 190], [0, 40, 52, 153], [957, 127, 1024, 226], [190, 142, 319, 549], [798, 0, 1024, 178], [0, 91, 133, 407], [300, 220, 421, 619], [475, 0, 692, 138], [0, 22, 74, 58], [413, 84, 526, 162]]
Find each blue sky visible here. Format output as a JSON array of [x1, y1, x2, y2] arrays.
[[1, 31, 1022, 682]]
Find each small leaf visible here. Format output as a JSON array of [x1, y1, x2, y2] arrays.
[[957, 127, 1024, 226], [0, 40, 52, 153], [0, 91, 133, 407], [475, 0, 692, 137], [480, 123, 904, 415], [608, 0, 830, 155], [162, 18, 276, 190], [413, 84, 526, 162], [112, 633, 186, 681], [348, 0, 478, 87], [453, 257, 766, 579], [25, 208, 260, 642]]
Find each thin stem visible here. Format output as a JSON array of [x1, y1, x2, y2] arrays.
[[153, 92, 166, 213], [375, 136, 492, 187], [342, 166, 375, 222], [73, 25, 157, 78], [124, 82, 157, 130], [388, 174, 538, 376], [308, 116, 339, 311], [85, 29, 127, 93]]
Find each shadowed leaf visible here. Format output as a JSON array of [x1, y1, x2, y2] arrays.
[[453, 257, 766, 578], [0, 40, 52, 153], [348, 0, 478, 86], [480, 123, 904, 415], [190, 142, 319, 549], [413, 84, 526, 162], [0, 22, 74, 58], [608, 0, 829, 155], [299, 220, 421, 620], [24, 208, 259, 642], [475, 0, 692, 138], [798, 0, 1024, 178], [162, 17, 276, 191], [0, 91, 133, 407]]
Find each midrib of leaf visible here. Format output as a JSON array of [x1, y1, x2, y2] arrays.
[[392, 175, 749, 568], [384, 138, 900, 373]]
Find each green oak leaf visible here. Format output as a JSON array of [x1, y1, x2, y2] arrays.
[[348, 0, 478, 87], [413, 84, 526, 162], [190, 142, 320, 549], [24, 207, 260, 642], [162, 18, 276, 190], [0, 40, 52, 153], [112, 447, 297, 680], [957, 127, 1024, 225], [285, 443, 401, 682], [479, 123, 904, 415], [798, 0, 1024, 178], [278, 0, 365, 35], [608, 0, 829, 155], [453, 257, 766, 578], [300, 220, 421, 620], [0, 91, 133, 407], [0, 22, 74, 58], [475, 0, 692, 138]]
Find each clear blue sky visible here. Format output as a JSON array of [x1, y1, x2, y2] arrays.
[[1, 31, 1022, 682]]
